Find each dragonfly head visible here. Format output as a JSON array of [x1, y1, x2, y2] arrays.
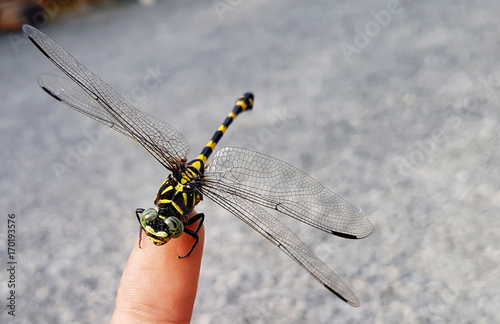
[[137, 208, 184, 245]]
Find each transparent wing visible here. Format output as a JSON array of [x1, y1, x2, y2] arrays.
[[202, 189, 360, 307], [24, 25, 189, 169], [39, 74, 186, 157], [204, 147, 373, 239]]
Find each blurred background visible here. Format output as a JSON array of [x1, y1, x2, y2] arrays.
[[0, 0, 126, 31], [1, 0, 500, 323]]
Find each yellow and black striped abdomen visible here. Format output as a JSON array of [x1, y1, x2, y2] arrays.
[[153, 93, 253, 222], [195, 92, 254, 166]]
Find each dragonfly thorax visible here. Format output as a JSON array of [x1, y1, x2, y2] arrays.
[[154, 167, 203, 222], [141, 159, 204, 247]]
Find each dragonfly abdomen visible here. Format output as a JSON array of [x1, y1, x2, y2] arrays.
[[195, 93, 253, 165]]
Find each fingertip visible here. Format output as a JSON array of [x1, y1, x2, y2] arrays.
[[112, 219, 204, 324]]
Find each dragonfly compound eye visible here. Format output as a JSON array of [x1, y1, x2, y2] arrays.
[[138, 208, 184, 245], [164, 216, 184, 239], [139, 208, 159, 227]]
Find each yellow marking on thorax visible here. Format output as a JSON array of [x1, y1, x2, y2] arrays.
[[156, 198, 183, 214], [161, 185, 174, 195], [171, 201, 183, 214], [181, 169, 196, 184]]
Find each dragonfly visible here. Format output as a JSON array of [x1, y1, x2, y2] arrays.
[[23, 24, 373, 307]]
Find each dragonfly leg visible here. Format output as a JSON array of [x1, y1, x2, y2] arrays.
[[135, 208, 145, 248], [178, 213, 205, 258], [186, 212, 205, 233]]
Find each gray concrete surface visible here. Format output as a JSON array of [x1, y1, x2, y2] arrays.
[[1, 0, 500, 323]]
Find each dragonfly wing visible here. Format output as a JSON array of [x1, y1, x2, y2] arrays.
[[39, 74, 187, 167], [204, 147, 373, 239], [202, 189, 360, 306], [24, 25, 189, 169]]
